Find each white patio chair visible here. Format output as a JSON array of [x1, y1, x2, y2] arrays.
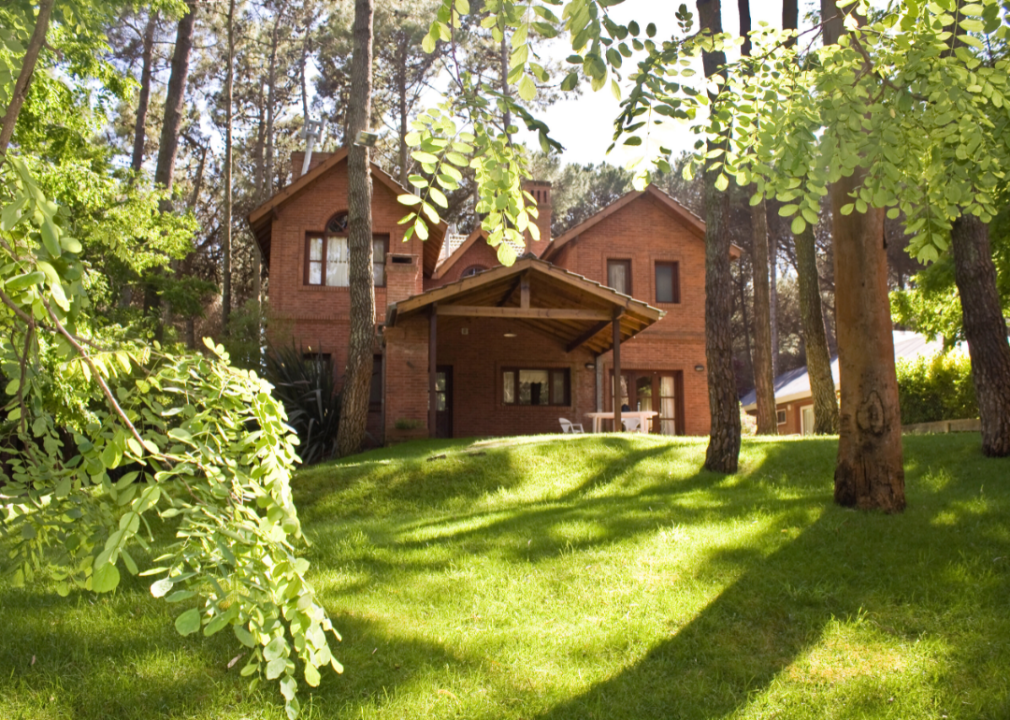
[[559, 418, 584, 434], [621, 417, 641, 433]]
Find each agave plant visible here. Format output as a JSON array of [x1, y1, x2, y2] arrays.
[[265, 343, 341, 465]]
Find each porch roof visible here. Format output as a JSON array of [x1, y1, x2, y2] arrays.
[[386, 257, 665, 355]]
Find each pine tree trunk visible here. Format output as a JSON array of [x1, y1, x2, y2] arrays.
[[222, 0, 235, 334], [397, 43, 409, 186], [336, 0, 375, 457], [0, 0, 55, 156], [751, 198, 778, 434], [131, 12, 158, 174], [831, 170, 905, 512], [147, 4, 196, 337], [698, 0, 740, 473], [737, 0, 775, 435], [950, 214, 1010, 456], [795, 223, 839, 433]]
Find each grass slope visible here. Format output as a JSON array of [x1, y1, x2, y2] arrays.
[[2, 433, 1010, 719]]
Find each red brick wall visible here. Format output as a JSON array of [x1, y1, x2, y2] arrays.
[[552, 192, 712, 435], [267, 155, 425, 368], [523, 180, 552, 257], [384, 315, 596, 440]]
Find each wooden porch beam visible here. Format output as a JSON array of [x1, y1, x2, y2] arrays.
[[437, 306, 611, 320], [613, 308, 622, 432], [565, 320, 610, 353], [496, 275, 524, 307]]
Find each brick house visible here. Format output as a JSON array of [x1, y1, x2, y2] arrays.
[[248, 149, 736, 444]]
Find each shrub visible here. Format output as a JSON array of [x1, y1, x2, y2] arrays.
[[896, 352, 977, 425], [266, 344, 341, 464]]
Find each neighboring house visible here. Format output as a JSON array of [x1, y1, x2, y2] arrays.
[[248, 149, 737, 443], [740, 330, 948, 435]]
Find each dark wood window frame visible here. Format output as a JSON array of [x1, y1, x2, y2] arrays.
[[777, 409, 787, 425], [304, 228, 389, 288], [607, 258, 632, 296], [502, 367, 571, 406], [654, 260, 681, 304]]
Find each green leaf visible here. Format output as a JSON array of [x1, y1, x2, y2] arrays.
[[92, 562, 120, 593], [411, 151, 438, 164], [150, 577, 173, 598], [397, 194, 422, 206], [518, 74, 536, 101], [6, 270, 45, 292], [714, 174, 729, 192], [175, 608, 201, 636], [304, 663, 321, 688], [264, 636, 287, 662], [454, 0, 469, 14], [429, 188, 448, 208], [234, 625, 256, 648], [167, 427, 192, 442], [41, 219, 62, 257], [265, 657, 287, 680], [790, 216, 807, 235]]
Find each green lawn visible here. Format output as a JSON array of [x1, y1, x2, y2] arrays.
[[3, 433, 1010, 719]]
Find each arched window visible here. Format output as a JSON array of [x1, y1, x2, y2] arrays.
[[460, 264, 486, 278], [305, 212, 387, 287]]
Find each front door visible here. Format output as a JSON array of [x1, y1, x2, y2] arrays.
[[435, 366, 453, 438], [611, 370, 685, 435], [801, 405, 814, 435]]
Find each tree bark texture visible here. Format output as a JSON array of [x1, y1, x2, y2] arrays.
[[697, 0, 741, 473], [783, 0, 799, 42], [831, 170, 905, 512], [750, 199, 778, 434], [154, 6, 195, 193], [131, 12, 158, 173], [147, 5, 195, 337], [222, 0, 235, 334], [950, 214, 1010, 456], [795, 223, 839, 433], [0, 0, 55, 157], [336, 0, 375, 457]]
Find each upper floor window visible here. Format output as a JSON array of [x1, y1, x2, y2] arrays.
[[607, 259, 631, 295], [460, 264, 486, 278], [305, 213, 387, 287], [655, 261, 680, 304]]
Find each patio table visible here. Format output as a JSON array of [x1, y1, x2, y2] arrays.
[[584, 410, 658, 434]]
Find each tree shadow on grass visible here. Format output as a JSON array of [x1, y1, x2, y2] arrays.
[[526, 437, 1010, 720]]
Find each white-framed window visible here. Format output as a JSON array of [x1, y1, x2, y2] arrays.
[[776, 409, 787, 425]]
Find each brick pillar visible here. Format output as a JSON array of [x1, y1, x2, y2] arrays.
[[522, 180, 552, 257], [385, 253, 421, 309], [384, 317, 430, 443]]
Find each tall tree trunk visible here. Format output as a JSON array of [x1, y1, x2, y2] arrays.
[[265, 10, 282, 190], [131, 12, 158, 173], [697, 0, 740, 473], [785, 0, 837, 434], [0, 0, 55, 156], [736, 261, 755, 387], [795, 224, 839, 433], [397, 41, 409, 186], [147, 4, 196, 338], [950, 214, 1010, 456], [831, 172, 905, 510], [222, 0, 235, 334], [750, 200, 778, 434], [782, 0, 798, 45], [336, 0, 375, 457], [824, 3, 904, 512], [738, 0, 776, 434], [184, 143, 207, 349]]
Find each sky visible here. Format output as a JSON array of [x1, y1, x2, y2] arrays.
[[518, 1, 814, 167]]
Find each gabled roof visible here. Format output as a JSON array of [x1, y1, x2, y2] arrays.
[[541, 185, 741, 261], [246, 147, 447, 277], [433, 228, 488, 280], [388, 256, 664, 355]]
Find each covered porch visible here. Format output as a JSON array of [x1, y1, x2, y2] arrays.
[[383, 258, 663, 441]]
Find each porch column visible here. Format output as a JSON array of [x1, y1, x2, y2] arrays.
[[613, 309, 622, 432], [429, 303, 437, 438]]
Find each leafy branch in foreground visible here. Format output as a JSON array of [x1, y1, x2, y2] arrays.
[[0, 3, 340, 716]]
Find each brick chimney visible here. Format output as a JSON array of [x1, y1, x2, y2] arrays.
[[290, 150, 335, 181], [523, 180, 552, 257]]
